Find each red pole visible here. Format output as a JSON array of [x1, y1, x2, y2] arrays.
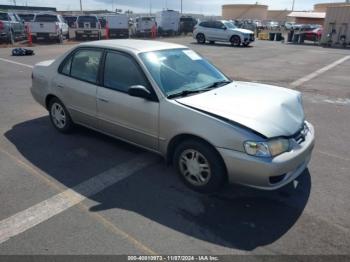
[[27, 23, 32, 46], [105, 21, 109, 40]]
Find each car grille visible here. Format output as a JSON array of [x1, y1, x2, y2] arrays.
[[292, 123, 309, 144]]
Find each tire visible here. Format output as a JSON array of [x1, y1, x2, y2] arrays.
[[243, 42, 250, 47], [48, 97, 74, 133], [209, 40, 215, 45], [230, 35, 241, 47], [7, 30, 15, 45], [173, 139, 227, 193], [196, 33, 206, 44]]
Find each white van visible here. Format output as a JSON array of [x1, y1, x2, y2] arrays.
[[132, 16, 155, 37], [156, 10, 180, 36], [106, 14, 129, 38]]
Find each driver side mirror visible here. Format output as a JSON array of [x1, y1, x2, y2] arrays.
[[222, 26, 227, 30], [128, 85, 152, 100]]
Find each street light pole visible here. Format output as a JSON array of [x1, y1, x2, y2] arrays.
[[79, 0, 83, 13], [181, 0, 183, 14], [291, 0, 295, 11]]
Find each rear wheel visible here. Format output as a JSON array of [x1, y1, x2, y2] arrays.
[[173, 139, 226, 193], [196, 33, 206, 44], [230, 35, 241, 47], [243, 42, 250, 47], [49, 98, 74, 133]]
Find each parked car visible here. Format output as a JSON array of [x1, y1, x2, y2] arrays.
[[0, 11, 26, 44], [193, 20, 255, 47], [30, 39, 315, 193], [303, 26, 323, 42], [265, 21, 280, 30], [156, 10, 180, 36], [106, 14, 129, 38], [283, 22, 296, 30], [63, 15, 77, 28], [132, 16, 156, 37], [179, 16, 197, 35], [31, 13, 68, 43], [75, 15, 101, 40]]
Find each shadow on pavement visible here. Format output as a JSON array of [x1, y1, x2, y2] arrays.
[[5, 117, 311, 251]]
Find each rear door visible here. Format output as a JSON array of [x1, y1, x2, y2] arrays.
[[97, 50, 159, 150], [52, 48, 103, 128]]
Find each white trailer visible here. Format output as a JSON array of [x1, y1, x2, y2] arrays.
[[156, 10, 180, 36]]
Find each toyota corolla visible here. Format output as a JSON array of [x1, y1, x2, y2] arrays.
[[31, 40, 315, 193]]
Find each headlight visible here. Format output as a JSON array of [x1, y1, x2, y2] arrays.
[[244, 138, 290, 158]]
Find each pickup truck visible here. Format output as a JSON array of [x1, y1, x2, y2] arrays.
[[31, 13, 68, 43], [0, 11, 26, 44], [75, 15, 102, 40]]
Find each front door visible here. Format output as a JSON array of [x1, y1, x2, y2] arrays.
[[97, 51, 159, 150]]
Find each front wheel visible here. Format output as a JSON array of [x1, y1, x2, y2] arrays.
[[196, 33, 206, 44], [230, 35, 241, 47], [173, 139, 227, 193], [243, 42, 250, 47], [49, 98, 74, 133]]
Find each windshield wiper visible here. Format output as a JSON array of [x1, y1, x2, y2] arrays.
[[167, 89, 203, 99], [202, 80, 232, 90]]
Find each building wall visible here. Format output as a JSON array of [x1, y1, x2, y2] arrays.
[[294, 17, 325, 25], [321, 5, 350, 43], [314, 2, 349, 12], [267, 10, 291, 22], [222, 4, 268, 20]]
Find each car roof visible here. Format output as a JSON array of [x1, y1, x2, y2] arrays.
[[79, 40, 187, 53]]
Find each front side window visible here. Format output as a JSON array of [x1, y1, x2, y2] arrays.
[[70, 49, 102, 84], [103, 52, 150, 93], [139, 49, 230, 98]]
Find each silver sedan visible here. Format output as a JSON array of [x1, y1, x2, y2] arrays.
[[31, 40, 315, 193]]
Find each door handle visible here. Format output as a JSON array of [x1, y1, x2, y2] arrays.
[[57, 84, 65, 89], [98, 98, 109, 103]]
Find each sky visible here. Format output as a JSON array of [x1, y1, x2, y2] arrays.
[[0, 0, 345, 15]]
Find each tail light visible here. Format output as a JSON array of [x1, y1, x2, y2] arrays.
[[0, 21, 4, 30]]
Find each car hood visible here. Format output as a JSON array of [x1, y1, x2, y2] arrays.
[[176, 81, 305, 138], [231, 28, 254, 34]]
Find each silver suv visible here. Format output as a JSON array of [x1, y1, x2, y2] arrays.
[[193, 20, 255, 47]]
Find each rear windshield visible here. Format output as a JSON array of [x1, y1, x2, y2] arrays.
[[18, 14, 35, 22], [78, 16, 98, 23], [35, 15, 59, 22], [64, 16, 77, 22], [0, 13, 9, 21], [180, 18, 193, 22]]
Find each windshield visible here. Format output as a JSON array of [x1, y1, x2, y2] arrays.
[[224, 22, 236, 29], [0, 13, 9, 21], [139, 49, 230, 98]]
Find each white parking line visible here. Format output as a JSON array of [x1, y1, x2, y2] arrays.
[[290, 55, 350, 88], [0, 58, 33, 69], [0, 154, 158, 244]]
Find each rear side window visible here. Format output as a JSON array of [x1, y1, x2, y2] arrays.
[[103, 52, 149, 93], [60, 49, 102, 84], [35, 15, 59, 22]]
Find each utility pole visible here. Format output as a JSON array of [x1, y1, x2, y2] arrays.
[[181, 0, 183, 14], [79, 0, 83, 13], [13, 0, 16, 6], [150, 0, 152, 15], [291, 0, 295, 11]]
